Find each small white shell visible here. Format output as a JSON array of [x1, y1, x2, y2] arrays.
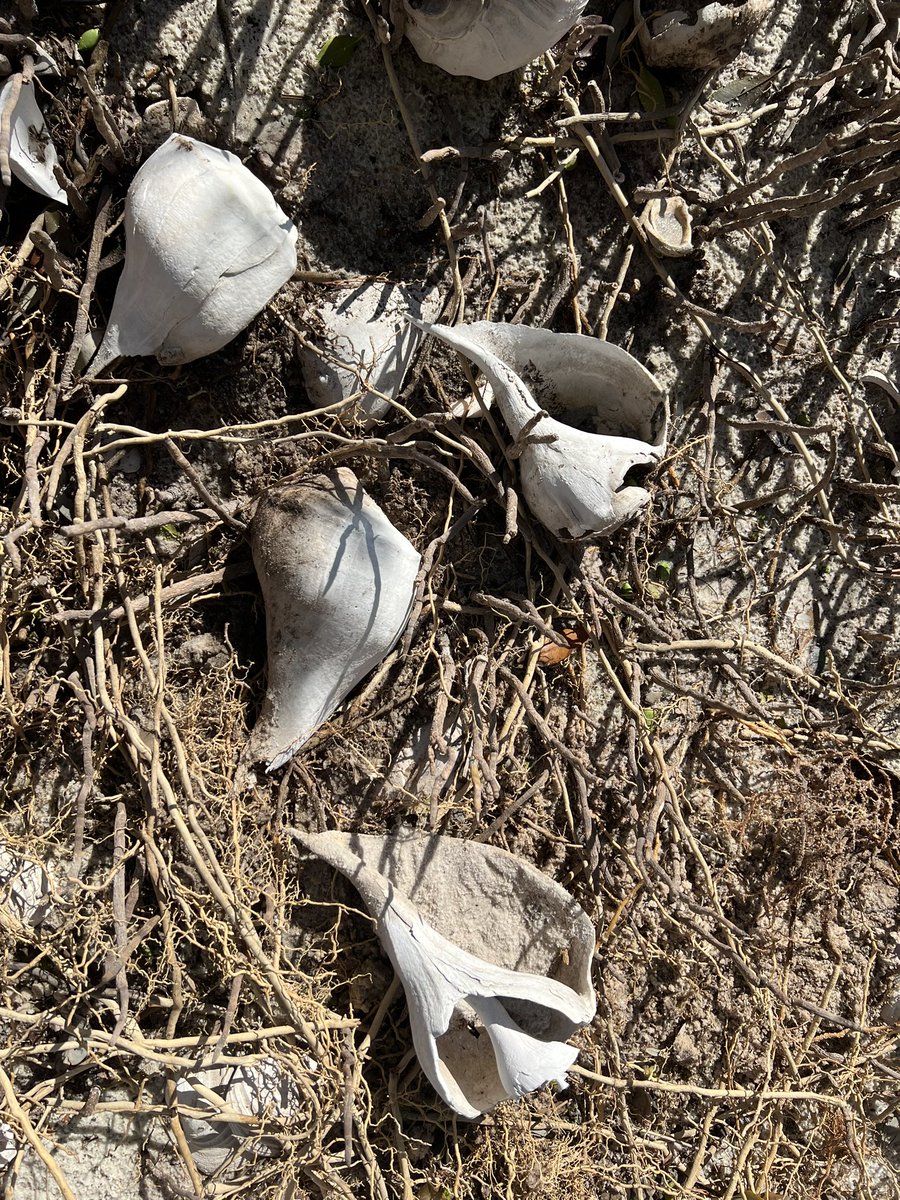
[[0, 78, 66, 203], [639, 195, 693, 257], [403, 0, 589, 80], [246, 468, 421, 771], [637, 0, 774, 69], [414, 320, 666, 539], [0, 844, 51, 927], [301, 282, 437, 424], [91, 134, 297, 373], [176, 1059, 300, 1176], [297, 827, 596, 1118]]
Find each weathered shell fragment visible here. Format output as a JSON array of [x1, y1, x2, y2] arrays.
[[0, 78, 67, 203], [246, 468, 421, 771], [176, 1059, 300, 1175], [639, 194, 693, 257], [296, 827, 596, 1118], [0, 844, 51, 927], [414, 320, 666, 539], [403, 0, 589, 80], [637, 0, 774, 68], [300, 283, 437, 423], [91, 134, 297, 373], [0, 1120, 16, 1169]]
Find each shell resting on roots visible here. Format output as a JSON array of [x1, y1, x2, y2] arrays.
[[403, 0, 589, 79], [412, 319, 667, 540], [245, 468, 421, 772], [90, 134, 297, 374], [296, 827, 596, 1118]]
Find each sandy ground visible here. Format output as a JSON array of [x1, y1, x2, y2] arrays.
[[0, 0, 898, 1196]]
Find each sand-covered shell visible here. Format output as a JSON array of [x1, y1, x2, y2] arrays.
[[639, 194, 693, 257], [637, 0, 774, 68], [296, 827, 596, 1118], [414, 319, 666, 539], [0, 78, 66, 203], [245, 469, 421, 772], [403, 0, 589, 79], [90, 134, 297, 373]]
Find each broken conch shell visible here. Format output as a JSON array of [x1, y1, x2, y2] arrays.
[[246, 469, 421, 772], [402, 0, 589, 80], [90, 134, 297, 374], [414, 320, 666, 539], [296, 827, 596, 1118], [0, 77, 67, 204]]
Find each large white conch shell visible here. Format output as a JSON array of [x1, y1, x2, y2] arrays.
[[402, 0, 589, 80], [414, 320, 666, 539], [296, 827, 596, 1118], [246, 469, 421, 771], [91, 134, 297, 374], [175, 1058, 300, 1176], [0, 77, 66, 203]]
